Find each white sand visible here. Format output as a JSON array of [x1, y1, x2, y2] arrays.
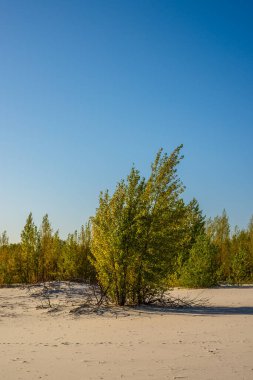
[[0, 284, 253, 380]]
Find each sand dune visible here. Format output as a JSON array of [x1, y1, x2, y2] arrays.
[[0, 284, 253, 379]]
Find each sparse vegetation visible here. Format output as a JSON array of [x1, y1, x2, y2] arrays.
[[0, 147, 252, 305]]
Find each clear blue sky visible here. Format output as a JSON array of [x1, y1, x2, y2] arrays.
[[0, 0, 252, 242]]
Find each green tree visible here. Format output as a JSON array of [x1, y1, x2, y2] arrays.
[[59, 231, 79, 280], [0, 231, 11, 284], [38, 214, 54, 281], [248, 216, 253, 277], [132, 146, 186, 303], [91, 168, 145, 305], [171, 198, 206, 285], [230, 226, 252, 284], [231, 248, 251, 285], [77, 224, 96, 282], [0, 231, 9, 246], [206, 210, 230, 280], [10, 243, 23, 283], [180, 234, 218, 288], [20, 213, 39, 283], [58, 225, 94, 281], [91, 146, 188, 305], [50, 231, 62, 280]]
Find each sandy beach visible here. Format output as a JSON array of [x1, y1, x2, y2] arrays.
[[0, 284, 253, 380]]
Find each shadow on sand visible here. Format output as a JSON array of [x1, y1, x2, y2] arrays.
[[134, 305, 253, 316]]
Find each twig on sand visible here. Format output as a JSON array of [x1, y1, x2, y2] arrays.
[[145, 292, 209, 308], [70, 284, 110, 315], [70, 287, 209, 315], [22, 282, 209, 316]]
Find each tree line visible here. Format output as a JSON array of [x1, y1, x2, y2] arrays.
[[0, 145, 253, 305], [0, 216, 95, 285]]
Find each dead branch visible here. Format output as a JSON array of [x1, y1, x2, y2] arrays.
[[145, 292, 209, 308]]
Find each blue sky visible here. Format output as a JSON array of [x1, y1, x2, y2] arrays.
[[0, 0, 252, 241]]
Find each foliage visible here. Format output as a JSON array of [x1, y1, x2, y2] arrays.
[[206, 210, 230, 280], [20, 213, 39, 283], [90, 167, 146, 305], [230, 249, 251, 285], [171, 198, 206, 284], [91, 145, 192, 305], [229, 228, 253, 284], [58, 224, 95, 282], [38, 214, 54, 281], [180, 234, 218, 288], [0, 149, 252, 298]]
